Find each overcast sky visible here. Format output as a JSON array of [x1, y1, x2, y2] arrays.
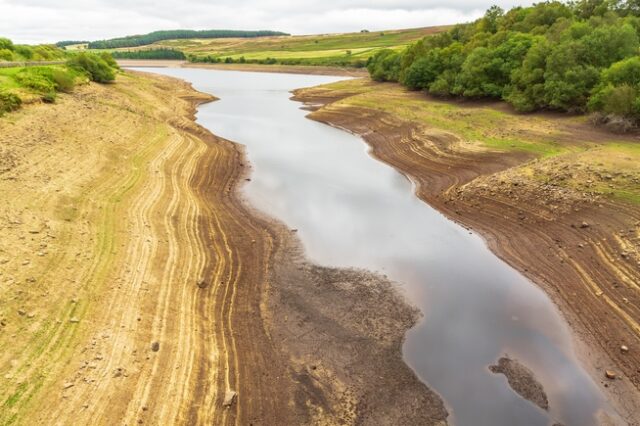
[[1, 0, 538, 44]]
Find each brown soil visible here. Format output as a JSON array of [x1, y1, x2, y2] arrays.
[[0, 70, 446, 424], [489, 357, 549, 411], [293, 84, 640, 424]]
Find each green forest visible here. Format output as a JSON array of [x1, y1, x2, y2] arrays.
[[88, 29, 289, 49], [367, 0, 640, 127]]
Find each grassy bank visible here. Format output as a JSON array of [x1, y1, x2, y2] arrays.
[[295, 78, 640, 419], [299, 78, 640, 203], [0, 50, 119, 115], [81, 26, 448, 68]]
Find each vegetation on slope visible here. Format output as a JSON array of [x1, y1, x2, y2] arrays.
[[367, 0, 640, 129], [87, 29, 289, 49], [183, 27, 447, 67], [0, 37, 67, 62], [0, 40, 118, 114]]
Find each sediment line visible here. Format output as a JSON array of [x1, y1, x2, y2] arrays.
[[293, 86, 640, 423]]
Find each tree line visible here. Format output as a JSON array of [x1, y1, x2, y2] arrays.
[[88, 30, 289, 49], [367, 0, 640, 128]]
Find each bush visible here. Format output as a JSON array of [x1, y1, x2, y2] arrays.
[[0, 48, 14, 61], [0, 37, 14, 51], [67, 52, 116, 83], [15, 68, 56, 93], [51, 68, 77, 92], [0, 91, 22, 115]]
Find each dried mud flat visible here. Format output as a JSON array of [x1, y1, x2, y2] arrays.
[[294, 81, 640, 424], [0, 70, 447, 425]]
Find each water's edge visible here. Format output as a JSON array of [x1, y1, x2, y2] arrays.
[[133, 67, 612, 426]]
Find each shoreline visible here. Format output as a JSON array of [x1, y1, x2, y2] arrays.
[[0, 68, 449, 424], [292, 83, 640, 424], [117, 59, 368, 77], [178, 71, 450, 425]]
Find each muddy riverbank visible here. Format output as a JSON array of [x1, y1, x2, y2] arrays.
[[293, 81, 640, 424], [0, 67, 450, 424]]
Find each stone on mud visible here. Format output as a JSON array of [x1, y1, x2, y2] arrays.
[[222, 390, 237, 407]]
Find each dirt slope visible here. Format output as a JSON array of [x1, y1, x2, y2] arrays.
[[294, 80, 640, 424], [0, 71, 446, 425]]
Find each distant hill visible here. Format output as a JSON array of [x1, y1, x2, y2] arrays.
[[86, 30, 290, 49]]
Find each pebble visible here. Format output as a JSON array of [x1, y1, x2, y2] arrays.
[[580, 221, 590, 229], [63, 382, 74, 389], [605, 370, 617, 380], [222, 390, 237, 407], [151, 341, 160, 352], [17, 309, 26, 316], [69, 317, 80, 323], [196, 279, 207, 289], [621, 345, 629, 354]]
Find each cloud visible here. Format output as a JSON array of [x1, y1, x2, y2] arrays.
[[0, 0, 537, 44]]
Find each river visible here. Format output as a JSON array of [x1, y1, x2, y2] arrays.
[[135, 67, 609, 426]]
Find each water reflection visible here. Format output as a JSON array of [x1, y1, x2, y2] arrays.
[[137, 68, 608, 426]]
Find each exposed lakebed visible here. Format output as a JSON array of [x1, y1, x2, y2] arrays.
[[136, 67, 609, 426]]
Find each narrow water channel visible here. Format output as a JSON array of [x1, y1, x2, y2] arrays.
[[137, 67, 609, 426]]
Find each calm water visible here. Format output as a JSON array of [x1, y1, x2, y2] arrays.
[[136, 67, 610, 426]]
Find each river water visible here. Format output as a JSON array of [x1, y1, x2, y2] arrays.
[[136, 67, 609, 426]]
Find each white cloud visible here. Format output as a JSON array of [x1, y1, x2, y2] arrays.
[[0, 0, 538, 44]]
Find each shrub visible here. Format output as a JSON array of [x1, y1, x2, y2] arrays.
[[0, 48, 14, 61], [0, 37, 14, 51], [14, 45, 34, 60], [67, 52, 116, 83], [51, 68, 77, 92], [42, 92, 57, 103], [15, 68, 56, 93], [0, 91, 22, 115], [99, 52, 119, 69]]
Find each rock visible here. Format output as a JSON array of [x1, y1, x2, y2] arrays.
[[151, 341, 160, 352], [63, 382, 74, 389], [196, 279, 207, 289], [69, 317, 80, 323], [605, 370, 617, 380], [222, 390, 237, 407], [621, 345, 629, 354], [27, 313, 35, 319], [17, 309, 26, 316], [579, 221, 590, 229]]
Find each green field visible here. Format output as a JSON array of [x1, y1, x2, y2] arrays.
[[89, 26, 448, 67]]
